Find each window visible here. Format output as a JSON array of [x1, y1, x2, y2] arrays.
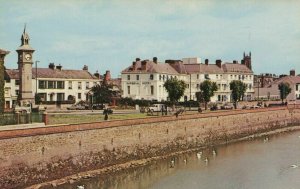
[[159, 75, 162, 80], [205, 74, 209, 79], [197, 74, 199, 79], [5, 78, 10, 83], [151, 85, 154, 95], [78, 82, 82, 90], [163, 75, 165, 81], [127, 86, 130, 95], [197, 84, 200, 89], [218, 84, 221, 90], [230, 75, 233, 79], [4, 89, 8, 95], [296, 84, 299, 91], [57, 81, 64, 89], [93, 82, 97, 87], [136, 75, 139, 80], [150, 74, 154, 80], [39, 80, 46, 89], [57, 93, 65, 101], [68, 81, 72, 89], [187, 84, 189, 88], [216, 75, 219, 79], [78, 93, 81, 99], [127, 75, 130, 80], [16, 90, 19, 95], [48, 81, 55, 89], [86, 82, 90, 89], [15, 80, 20, 85]]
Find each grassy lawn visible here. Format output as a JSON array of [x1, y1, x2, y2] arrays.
[[48, 113, 148, 125]]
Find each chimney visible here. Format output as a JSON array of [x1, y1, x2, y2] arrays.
[[153, 57, 158, 64], [216, 59, 222, 68], [56, 64, 62, 70], [83, 65, 88, 71], [49, 63, 55, 69], [104, 70, 111, 81], [141, 60, 147, 71], [136, 58, 141, 62], [94, 71, 100, 79], [205, 59, 209, 65], [290, 69, 296, 76], [233, 60, 238, 64], [132, 61, 136, 70]]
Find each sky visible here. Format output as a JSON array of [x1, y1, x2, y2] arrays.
[[0, 0, 300, 78]]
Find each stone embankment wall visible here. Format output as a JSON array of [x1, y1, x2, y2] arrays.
[[0, 107, 300, 188]]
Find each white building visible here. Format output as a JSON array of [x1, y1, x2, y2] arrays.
[[4, 64, 101, 108], [121, 54, 254, 103]]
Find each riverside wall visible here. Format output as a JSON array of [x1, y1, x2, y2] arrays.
[[1, 107, 300, 188]]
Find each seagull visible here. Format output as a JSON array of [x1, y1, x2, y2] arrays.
[[263, 137, 269, 142], [183, 159, 187, 164], [196, 152, 202, 159], [170, 159, 175, 168], [212, 149, 217, 156], [77, 185, 85, 189], [290, 164, 298, 168], [204, 157, 209, 164]]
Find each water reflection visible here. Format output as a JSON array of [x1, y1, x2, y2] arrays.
[[58, 131, 300, 189]]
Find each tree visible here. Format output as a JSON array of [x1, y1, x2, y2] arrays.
[[199, 80, 218, 110], [230, 80, 247, 109], [278, 82, 291, 103], [163, 78, 187, 106], [91, 82, 115, 106]]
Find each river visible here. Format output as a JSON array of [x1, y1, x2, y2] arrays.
[[58, 130, 300, 189]]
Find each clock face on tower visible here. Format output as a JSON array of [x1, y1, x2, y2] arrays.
[[25, 53, 32, 61]]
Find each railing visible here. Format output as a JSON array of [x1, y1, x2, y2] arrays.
[[0, 112, 43, 126]]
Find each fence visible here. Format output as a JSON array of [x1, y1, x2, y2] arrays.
[[0, 112, 43, 126]]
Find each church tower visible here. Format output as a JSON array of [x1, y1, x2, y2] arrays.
[[16, 25, 35, 105], [241, 51, 252, 70]]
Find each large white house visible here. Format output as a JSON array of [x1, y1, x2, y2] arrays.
[[4, 64, 101, 108], [121, 54, 254, 103]]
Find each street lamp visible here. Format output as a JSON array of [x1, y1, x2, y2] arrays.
[[35, 60, 39, 104]]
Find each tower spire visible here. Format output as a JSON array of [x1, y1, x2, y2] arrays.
[[23, 23, 26, 34]]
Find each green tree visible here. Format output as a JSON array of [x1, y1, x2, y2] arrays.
[[163, 78, 187, 106], [230, 80, 247, 109], [91, 82, 115, 106], [199, 80, 218, 110], [278, 82, 291, 103]]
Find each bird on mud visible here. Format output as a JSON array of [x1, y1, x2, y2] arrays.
[[183, 158, 187, 164], [263, 136, 269, 143], [170, 159, 175, 168], [77, 185, 85, 189], [204, 157, 209, 164], [196, 152, 202, 159], [290, 164, 298, 168], [212, 149, 217, 156]]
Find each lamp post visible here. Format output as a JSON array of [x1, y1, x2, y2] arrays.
[[35, 60, 39, 104]]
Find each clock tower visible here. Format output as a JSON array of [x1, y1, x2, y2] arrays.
[[16, 25, 35, 105]]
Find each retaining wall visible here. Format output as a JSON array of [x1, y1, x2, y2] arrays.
[[0, 107, 300, 188]]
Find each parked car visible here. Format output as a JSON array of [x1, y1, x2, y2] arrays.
[[220, 103, 234, 110], [92, 104, 107, 110], [147, 104, 171, 113], [67, 104, 85, 110]]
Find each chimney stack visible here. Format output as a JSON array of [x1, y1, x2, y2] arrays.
[[83, 65, 88, 71], [233, 60, 238, 64], [49, 63, 55, 69], [205, 59, 209, 65], [290, 69, 296, 76], [94, 71, 100, 79], [56, 64, 62, 70], [104, 70, 111, 81], [132, 61, 136, 70], [141, 60, 147, 71], [153, 57, 158, 63], [216, 59, 222, 68]]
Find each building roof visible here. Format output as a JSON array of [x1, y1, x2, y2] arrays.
[[122, 61, 179, 75], [222, 63, 253, 73], [272, 76, 300, 85], [5, 68, 98, 80]]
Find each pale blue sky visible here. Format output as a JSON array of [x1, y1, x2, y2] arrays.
[[1, 0, 300, 77]]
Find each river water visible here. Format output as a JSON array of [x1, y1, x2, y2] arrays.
[[59, 130, 300, 189]]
